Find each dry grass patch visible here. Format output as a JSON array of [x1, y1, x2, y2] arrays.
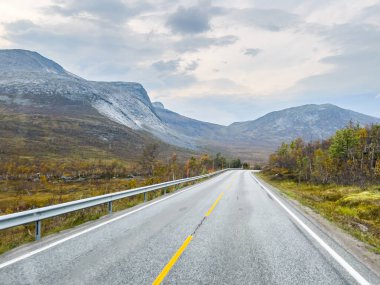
[[258, 173, 380, 253]]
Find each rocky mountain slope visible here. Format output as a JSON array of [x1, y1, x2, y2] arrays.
[[153, 102, 380, 159], [0, 49, 196, 163], [0, 49, 191, 148], [228, 104, 380, 145], [152, 101, 224, 139], [1, 49, 379, 163]]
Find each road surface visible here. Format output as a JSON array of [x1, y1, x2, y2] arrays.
[[0, 170, 379, 284]]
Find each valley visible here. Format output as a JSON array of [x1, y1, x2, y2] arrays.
[[2, 49, 379, 165], [1, 49, 380, 255]]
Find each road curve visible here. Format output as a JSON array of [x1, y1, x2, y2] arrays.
[[0, 170, 379, 284]]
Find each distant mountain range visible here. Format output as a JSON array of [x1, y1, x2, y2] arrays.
[[1, 49, 379, 162], [227, 103, 380, 143], [151, 101, 380, 161]]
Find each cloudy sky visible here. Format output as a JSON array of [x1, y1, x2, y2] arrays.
[[1, 0, 380, 125]]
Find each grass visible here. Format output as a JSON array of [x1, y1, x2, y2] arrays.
[[0, 107, 196, 166], [258, 172, 380, 253], [0, 177, 137, 213], [0, 108, 209, 254], [0, 177, 201, 255]]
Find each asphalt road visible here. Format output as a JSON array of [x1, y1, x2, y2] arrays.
[[0, 170, 379, 284]]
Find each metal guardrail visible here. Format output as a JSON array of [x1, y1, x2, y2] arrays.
[[0, 169, 229, 240]]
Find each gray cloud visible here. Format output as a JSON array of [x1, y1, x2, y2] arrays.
[[147, 73, 197, 91], [4, 20, 38, 32], [3, 20, 90, 51], [152, 59, 180, 73], [2, 18, 169, 82], [244, 48, 261, 57], [231, 8, 300, 31], [295, 23, 380, 97], [245, 0, 305, 11], [47, 0, 151, 24], [185, 60, 199, 71], [314, 21, 380, 53], [166, 3, 212, 34], [174, 35, 238, 52], [360, 3, 380, 25], [160, 73, 197, 88], [149, 59, 199, 89]]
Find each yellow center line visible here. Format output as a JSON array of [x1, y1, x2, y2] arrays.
[[152, 235, 193, 285], [227, 177, 236, 191], [205, 192, 225, 217], [152, 186, 229, 284]]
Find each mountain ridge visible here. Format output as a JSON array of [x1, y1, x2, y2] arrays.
[[228, 103, 380, 144], [0, 49, 196, 148], [1, 49, 380, 162]]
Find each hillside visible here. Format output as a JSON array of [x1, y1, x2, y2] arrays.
[[154, 102, 380, 162], [1, 49, 379, 164], [228, 104, 380, 145], [0, 49, 192, 149], [0, 50, 195, 165]]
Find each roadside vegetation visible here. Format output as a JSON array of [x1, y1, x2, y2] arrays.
[[0, 142, 244, 254], [261, 123, 380, 252]]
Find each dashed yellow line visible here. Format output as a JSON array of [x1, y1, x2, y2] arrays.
[[227, 177, 236, 191], [205, 192, 225, 217], [152, 235, 193, 285], [152, 181, 231, 284]]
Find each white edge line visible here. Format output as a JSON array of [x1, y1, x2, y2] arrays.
[[250, 173, 371, 285], [0, 173, 228, 270]]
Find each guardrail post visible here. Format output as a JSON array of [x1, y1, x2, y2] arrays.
[[164, 188, 167, 195], [35, 220, 41, 240], [108, 201, 112, 214], [0, 170, 227, 237]]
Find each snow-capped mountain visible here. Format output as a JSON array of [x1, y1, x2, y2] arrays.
[[0, 49, 192, 147], [228, 104, 380, 144], [1, 49, 379, 161]]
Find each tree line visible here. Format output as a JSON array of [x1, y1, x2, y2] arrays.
[[139, 143, 245, 180], [267, 123, 380, 185], [0, 142, 246, 182]]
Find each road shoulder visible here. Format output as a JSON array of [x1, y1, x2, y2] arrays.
[[253, 173, 380, 278]]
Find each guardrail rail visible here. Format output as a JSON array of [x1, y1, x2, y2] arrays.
[[0, 169, 229, 240]]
